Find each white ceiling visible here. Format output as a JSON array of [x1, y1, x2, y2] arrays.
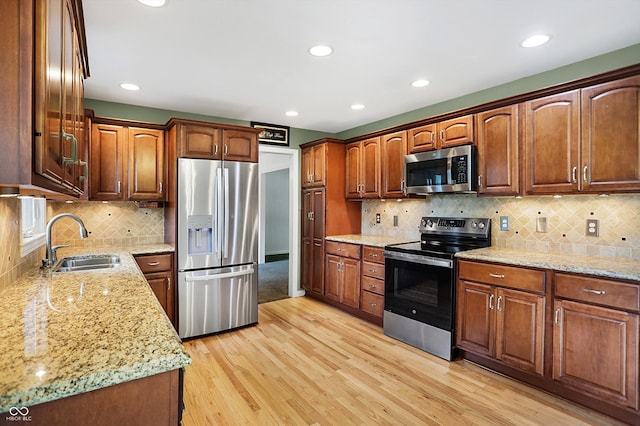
[[82, 0, 640, 134]]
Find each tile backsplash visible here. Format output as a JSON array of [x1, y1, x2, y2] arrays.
[[362, 194, 640, 260]]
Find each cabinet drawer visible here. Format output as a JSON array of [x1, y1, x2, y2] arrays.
[[458, 260, 545, 293], [361, 276, 384, 296], [555, 273, 640, 312], [362, 246, 384, 264], [362, 261, 385, 280], [325, 241, 361, 259], [361, 291, 384, 317], [135, 253, 173, 273]]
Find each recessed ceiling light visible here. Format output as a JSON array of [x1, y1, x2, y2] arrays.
[[521, 34, 550, 48], [411, 79, 430, 88], [285, 111, 299, 117], [120, 83, 140, 91], [350, 104, 365, 110], [308, 45, 333, 57], [138, 0, 166, 7]]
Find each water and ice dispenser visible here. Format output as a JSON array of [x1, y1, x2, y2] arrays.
[[187, 215, 213, 255]]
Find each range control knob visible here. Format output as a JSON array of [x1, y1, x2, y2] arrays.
[[426, 219, 434, 228], [478, 222, 486, 229], [420, 219, 427, 228], [471, 221, 477, 228]]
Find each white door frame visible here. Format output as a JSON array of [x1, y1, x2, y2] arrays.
[[258, 145, 304, 298]]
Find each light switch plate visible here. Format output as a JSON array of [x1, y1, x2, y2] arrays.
[[500, 216, 509, 231], [586, 219, 599, 237], [536, 217, 547, 233]]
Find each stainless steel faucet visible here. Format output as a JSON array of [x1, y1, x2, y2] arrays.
[[42, 213, 89, 268]]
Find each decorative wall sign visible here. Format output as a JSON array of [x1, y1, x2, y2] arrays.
[[251, 122, 290, 146]]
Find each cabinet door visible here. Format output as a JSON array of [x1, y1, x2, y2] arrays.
[[381, 131, 407, 198], [177, 124, 221, 159], [301, 147, 313, 187], [345, 142, 362, 198], [495, 288, 544, 375], [361, 137, 381, 198], [300, 238, 313, 292], [222, 129, 258, 162], [407, 123, 437, 153], [311, 144, 326, 186], [438, 115, 474, 148], [301, 189, 312, 239], [60, 0, 76, 190], [145, 271, 174, 324], [341, 257, 361, 308], [128, 127, 165, 201], [325, 254, 342, 303], [456, 280, 494, 357], [524, 91, 580, 194], [311, 240, 325, 295], [90, 123, 126, 200], [581, 75, 640, 193], [476, 105, 520, 195], [553, 300, 638, 409]]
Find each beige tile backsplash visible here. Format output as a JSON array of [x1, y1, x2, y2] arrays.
[[361, 194, 640, 260]]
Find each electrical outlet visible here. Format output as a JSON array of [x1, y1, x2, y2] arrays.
[[586, 219, 599, 237], [393, 215, 399, 227], [499, 216, 509, 231], [536, 217, 547, 233], [375, 213, 381, 224]]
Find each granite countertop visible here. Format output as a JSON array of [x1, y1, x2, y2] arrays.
[[0, 244, 191, 412], [456, 247, 640, 282], [325, 234, 417, 248]]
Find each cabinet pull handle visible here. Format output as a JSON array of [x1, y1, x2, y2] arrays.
[[478, 175, 483, 188], [214, 144, 219, 155], [430, 132, 434, 143], [77, 160, 88, 182], [554, 308, 560, 324], [224, 144, 229, 156], [440, 130, 444, 142], [61, 132, 78, 165], [167, 277, 171, 290], [159, 182, 163, 193], [489, 273, 505, 279], [369, 253, 378, 257], [582, 288, 606, 295], [369, 284, 377, 289], [583, 166, 589, 183], [117, 180, 121, 194], [369, 269, 377, 273], [497, 296, 503, 312], [571, 166, 577, 183], [147, 261, 161, 266], [369, 303, 377, 307], [489, 294, 494, 310], [309, 212, 314, 221]]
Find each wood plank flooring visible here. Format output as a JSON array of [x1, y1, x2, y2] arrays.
[[181, 296, 625, 425]]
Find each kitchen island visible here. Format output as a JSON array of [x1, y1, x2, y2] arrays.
[[0, 244, 190, 426]]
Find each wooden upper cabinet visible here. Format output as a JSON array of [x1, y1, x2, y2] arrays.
[[407, 115, 474, 153], [128, 127, 165, 200], [90, 123, 127, 200], [222, 129, 258, 162], [345, 137, 380, 199], [581, 75, 640, 193], [439, 115, 474, 148], [301, 143, 326, 187], [476, 105, 520, 196], [381, 131, 407, 198], [407, 124, 437, 153], [524, 90, 581, 195], [177, 124, 221, 159]]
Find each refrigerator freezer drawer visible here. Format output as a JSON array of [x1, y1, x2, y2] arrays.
[[178, 264, 258, 339]]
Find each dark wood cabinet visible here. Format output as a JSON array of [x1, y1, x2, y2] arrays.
[[456, 261, 545, 376], [407, 115, 474, 153], [301, 143, 326, 187], [135, 253, 175, 327], [476, 105, 520, 195], [345, 137, 381, 199], [89, 122, 165, 201], [381, 131, 407, 198], [301, 188, 326, 295]]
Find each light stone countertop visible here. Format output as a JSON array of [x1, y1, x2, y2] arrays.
[[456, 247, 640, 282], [0, 244, 191, 413], [325, 234, 417, 248]]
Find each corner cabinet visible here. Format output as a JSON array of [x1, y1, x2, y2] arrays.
[[0, 0, 89, 197]]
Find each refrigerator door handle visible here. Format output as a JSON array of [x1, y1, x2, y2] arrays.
[[184, 266, 254, 282], [216, 168, 224, 260], [223, 168, 230, 259]]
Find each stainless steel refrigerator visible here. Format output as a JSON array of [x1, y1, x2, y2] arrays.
[[177, 157, 258, 339]]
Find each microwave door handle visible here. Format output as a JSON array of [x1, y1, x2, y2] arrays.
[[223, 168, 230, 259], [216, 168, 224, 261], [184, 266, 255, 282]]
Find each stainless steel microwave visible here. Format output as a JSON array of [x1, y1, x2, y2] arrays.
[[404, 145, 476, 194]]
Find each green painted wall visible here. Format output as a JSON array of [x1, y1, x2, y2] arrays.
[[336, 43, 640, 140], [86, 43, 640, 145], [84, 99, 335, 150]]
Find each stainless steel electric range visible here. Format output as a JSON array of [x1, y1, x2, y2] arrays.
[[383, 217, 491, 360]]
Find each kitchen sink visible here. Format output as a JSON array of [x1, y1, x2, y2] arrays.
[[54, 254, 121, 273]]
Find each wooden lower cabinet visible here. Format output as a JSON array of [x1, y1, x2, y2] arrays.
[[135, 253, 175, 327], [360, 246, 385, 318], [325, 242, 361, 309]]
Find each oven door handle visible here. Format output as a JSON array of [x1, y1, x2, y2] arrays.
[[383, 251, 453, 269]]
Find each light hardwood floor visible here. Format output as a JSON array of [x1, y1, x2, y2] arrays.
[[181, 297, 625, 425]]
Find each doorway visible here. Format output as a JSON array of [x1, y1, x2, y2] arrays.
[[258, 145, 303, 301]]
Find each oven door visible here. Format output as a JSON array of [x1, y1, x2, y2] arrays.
[[383, 250, 454, 331]]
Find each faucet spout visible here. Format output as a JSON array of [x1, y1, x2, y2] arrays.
[[43, 213, 89, 268]]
